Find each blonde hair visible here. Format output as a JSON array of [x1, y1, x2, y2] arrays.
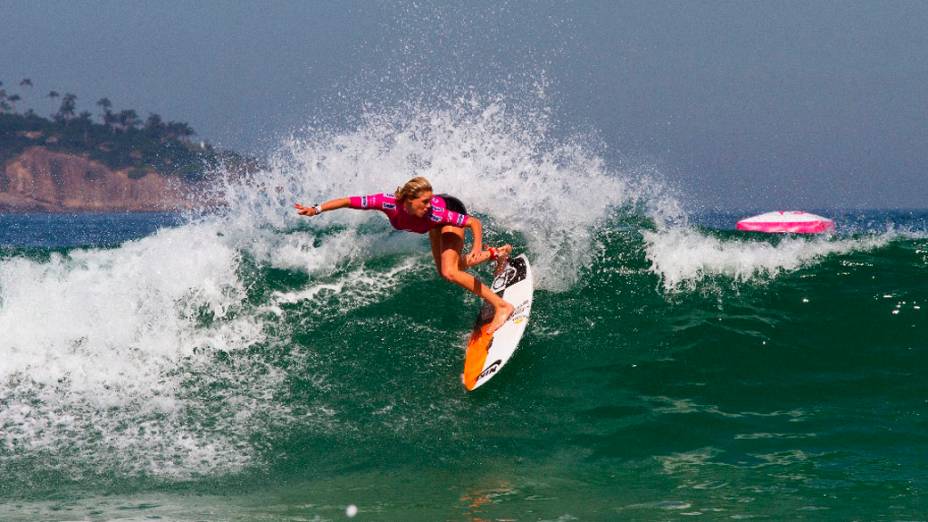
[[394, 176, 433, 202]]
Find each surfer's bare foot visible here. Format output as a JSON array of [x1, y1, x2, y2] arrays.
[[487, 301, 514, 335]]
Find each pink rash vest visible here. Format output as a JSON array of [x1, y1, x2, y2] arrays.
[[348, 193, 470, 234]]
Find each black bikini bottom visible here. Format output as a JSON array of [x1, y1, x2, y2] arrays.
[[437, 194, 467, 215]]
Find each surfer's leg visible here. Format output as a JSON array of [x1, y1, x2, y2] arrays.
[[429, 228, 443, 272], [436, 228, 514, 334]]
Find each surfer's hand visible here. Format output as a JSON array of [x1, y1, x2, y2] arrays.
[[294, 203, 317, 217], [465, 249, 482, 265]]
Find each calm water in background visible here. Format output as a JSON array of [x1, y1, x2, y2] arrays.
[[1, 209, 926, 520], [0, 212, 184, 249]]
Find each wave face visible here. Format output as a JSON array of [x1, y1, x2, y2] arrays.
[[2, 102, 927, 519]]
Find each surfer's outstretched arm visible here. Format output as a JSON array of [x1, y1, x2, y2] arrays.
[[294, 198, 351, 216]]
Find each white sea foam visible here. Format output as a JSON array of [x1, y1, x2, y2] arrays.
[[269, 258, 423, 323], [0, 223, 249, 391], [216, 97, 643, 290], [0, 222, 285, 478], [643, 227, 893, 292]]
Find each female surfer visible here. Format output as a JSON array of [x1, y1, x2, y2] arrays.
[[294, 177, 515, 333]]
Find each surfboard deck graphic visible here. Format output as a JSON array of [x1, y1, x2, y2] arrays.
[[462, 254, 533, 391]]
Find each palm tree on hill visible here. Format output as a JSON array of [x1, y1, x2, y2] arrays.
[[121, 109, 141, 131], [145, 113, 165, 136], [77, 111, 94, 144], [97, 97, 114, 131], [48, 91, 60, 118], [96, 97, 112, 114], [55, 93, 77, 122]]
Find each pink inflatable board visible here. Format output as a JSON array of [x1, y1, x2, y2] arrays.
[[736, 211, 834, 234]]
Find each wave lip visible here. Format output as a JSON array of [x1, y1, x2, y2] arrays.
[[643, 227, 893, 291]]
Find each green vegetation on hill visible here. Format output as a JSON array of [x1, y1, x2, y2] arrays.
[[0, 79, 259, 181]]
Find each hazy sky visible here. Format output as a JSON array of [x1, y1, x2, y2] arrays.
[[2, 1, 926, 209]]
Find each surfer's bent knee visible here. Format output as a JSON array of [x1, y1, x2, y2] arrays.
[[439, 257, 459, 281]]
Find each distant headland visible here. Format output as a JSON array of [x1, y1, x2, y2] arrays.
[[0, 78, 259, 212]]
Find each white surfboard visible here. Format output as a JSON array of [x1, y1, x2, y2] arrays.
[[462, 254, 533, 391]]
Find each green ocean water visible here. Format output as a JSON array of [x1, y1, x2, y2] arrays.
[[2, 102, 928, 520], [1, 209, 926, 521]]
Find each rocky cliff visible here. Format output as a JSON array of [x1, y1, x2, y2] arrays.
[[0, 147, 206, 212]]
